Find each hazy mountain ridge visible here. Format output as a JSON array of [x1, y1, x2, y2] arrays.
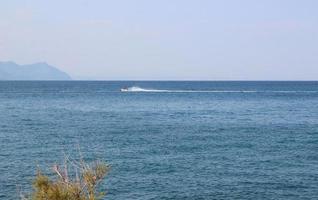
[[0, 61, 71, 80]]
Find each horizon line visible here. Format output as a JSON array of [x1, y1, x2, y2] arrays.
[[1, 79, 318, 82]]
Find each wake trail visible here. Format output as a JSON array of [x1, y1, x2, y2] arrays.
[[120, 86, 318, 93]]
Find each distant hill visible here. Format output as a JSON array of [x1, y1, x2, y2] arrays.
[[0, 61, 71, 80]]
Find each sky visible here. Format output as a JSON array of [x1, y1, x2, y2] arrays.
[[0, 0, 317, 80]]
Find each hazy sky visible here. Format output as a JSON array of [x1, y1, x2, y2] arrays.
[[0, 0, 317, 80]]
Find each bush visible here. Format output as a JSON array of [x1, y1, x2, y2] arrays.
[[23, 157, 110, 200]]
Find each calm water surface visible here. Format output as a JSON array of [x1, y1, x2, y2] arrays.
[[0, 81, 318, 199]]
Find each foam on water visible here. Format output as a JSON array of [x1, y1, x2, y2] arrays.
[[121, 86, 317, 93], [122, 86, 260, 93]]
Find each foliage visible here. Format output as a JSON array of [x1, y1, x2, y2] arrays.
[[22, 157, 110, 200]]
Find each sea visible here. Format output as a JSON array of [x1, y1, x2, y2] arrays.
[[0, 81, 318, 200]]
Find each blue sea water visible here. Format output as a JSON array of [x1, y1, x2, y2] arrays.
[[0, 81, 318, 199]]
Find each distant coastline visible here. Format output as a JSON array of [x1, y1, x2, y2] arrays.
[[0, 61, 71, 80]]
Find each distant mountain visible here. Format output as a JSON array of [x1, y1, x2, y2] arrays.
[[0, 61, 71, 80]]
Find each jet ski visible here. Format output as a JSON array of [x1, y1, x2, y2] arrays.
[[120, 87, 129, 92]]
